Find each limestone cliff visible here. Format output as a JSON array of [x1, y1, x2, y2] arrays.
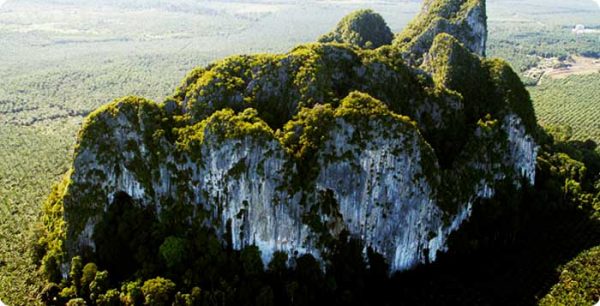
[[39, 0, 539, 278], [395, 0, 487, 64]]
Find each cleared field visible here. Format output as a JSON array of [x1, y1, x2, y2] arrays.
[[526, 56, 600, 83], [545, 56, 600, 79]]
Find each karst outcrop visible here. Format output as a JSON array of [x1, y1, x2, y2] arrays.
[[38, 0, 538, 278]]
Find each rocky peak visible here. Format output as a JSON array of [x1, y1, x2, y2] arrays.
[[38, 0, 538, 280], [395, 0, 487, 64], [318, 9, 394, 49]]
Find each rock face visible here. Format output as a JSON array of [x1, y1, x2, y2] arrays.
[[395, 0, 487, 64], [41, 0, 539, 276], [313, 113, 442, 271]]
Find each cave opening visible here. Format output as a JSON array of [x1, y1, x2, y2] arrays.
[[92, 191, 160, 282]]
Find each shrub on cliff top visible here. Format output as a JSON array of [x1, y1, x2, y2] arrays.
[[318, 9, 394, 49]]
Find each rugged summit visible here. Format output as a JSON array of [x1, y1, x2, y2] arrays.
[[395, 0, 487, 64], [318, 9, 394, 49], [39, 0, 538, 279]]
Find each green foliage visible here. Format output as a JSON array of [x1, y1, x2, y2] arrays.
[[424, 33, 483, 89], [36, 174, 70, 284], [280, 91, 415, 159], [177, 108, 274, 155], [65, 298, 86, 306], [40, 282, 61, 305], [395, 0, 486, 61], [177, 40, 447, 132], [96, 289, 121, 306], [158, 236, 188, 270], [69, 256, 83, 295], [180, 44, 361, 128], [318, 9, 394, 49], [79, 263, 98, 301], [1, 0, 598, 304], [120, 280, 144, 306], [425, 33, 537, 135], [255, 286, 275, 306], [141, 277, 176, 306], [267, 251, 289, 275], [173, 287, 202, 306], [0, 1, 416, 303], [59, 286, 77, 302], [540, 245, 600, 306], [240, 245, 264, 277], [89, 270, 110, 302], [279, 104, 336, 160], [484, 58, 538, 133]]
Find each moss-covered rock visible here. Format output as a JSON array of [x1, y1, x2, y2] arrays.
[[395, 0, 487, 64], [318, 9, 394, 49], [38, 0, 540, 285]]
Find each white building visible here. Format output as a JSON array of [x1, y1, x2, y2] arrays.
[[573, 24, 586, 35]]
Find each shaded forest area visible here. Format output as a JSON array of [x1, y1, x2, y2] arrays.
[[37, 128, 600, 306]]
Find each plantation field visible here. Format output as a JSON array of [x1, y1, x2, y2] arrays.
[[530, 73, 600, 144], [0, 121, 74, 303], [0, 0, 599, 304], [486, 0, 600, 85]]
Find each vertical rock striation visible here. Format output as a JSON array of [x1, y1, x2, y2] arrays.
[[40, 0, 540, 277], [395, 0, 487, 64]]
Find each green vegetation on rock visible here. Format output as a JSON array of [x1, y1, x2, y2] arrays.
[[177, 108, 274, 155], [395, 0, 487, 63], [318, 9, 394, 49], [37, 0, 541, 288], [1, 0, 598, 304], [8, 0, 599, 305], [540, 245, 600, 306]]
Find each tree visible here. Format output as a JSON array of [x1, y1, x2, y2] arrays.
[[318, 9, 394, 49], [141, 277, 176, 306], [69, 256, 83, 295], [66, 298, 86, 306], [293, 254, 324, 305], [120, 280, 144, 306], [159, 236, 187, 270], [173, 288, 201, 306], [241, 245, 264, 277], [89, 270, 110, 302], [267, 251, 288, 275], [59, 286, 77, 302], [96, 289, 120, 306], [80, 262, 98, 300]]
